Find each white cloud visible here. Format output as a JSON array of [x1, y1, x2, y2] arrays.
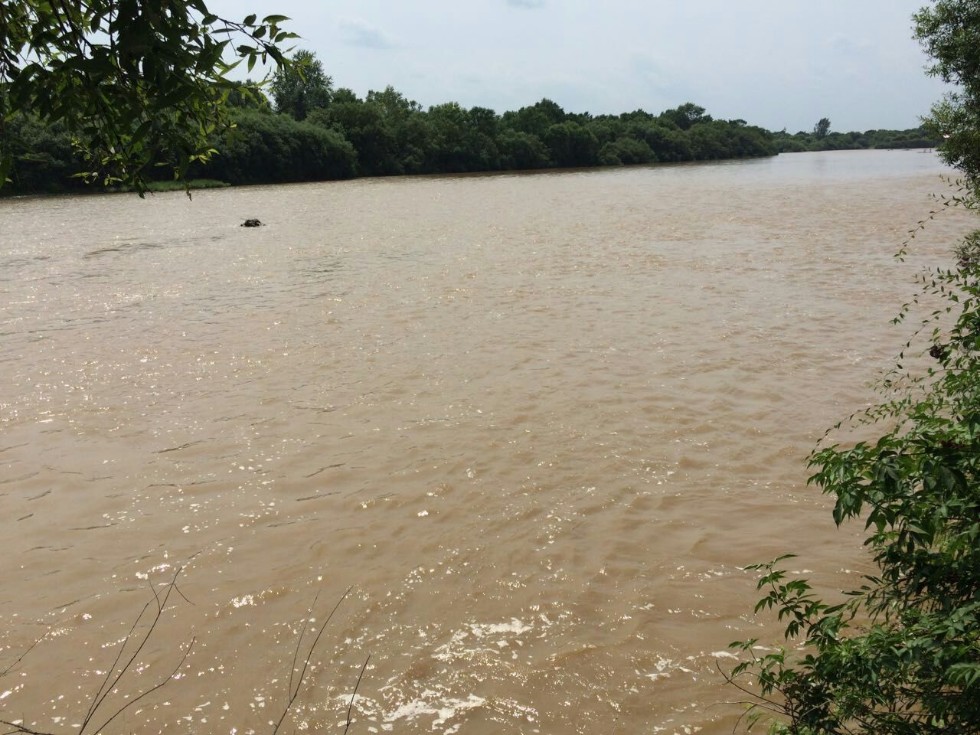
[[337, 17, 396, 49]]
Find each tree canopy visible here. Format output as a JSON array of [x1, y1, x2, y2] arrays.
[[0, 21, 937, 198], [0, 0, 296, 194], [915, 0, 980, 191], [270, 49, 332, 121]]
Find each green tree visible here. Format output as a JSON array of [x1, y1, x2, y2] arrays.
[[542, 120, 599, 167], [270, 49, 333, 121], [0, 1, 294, 194], [598, 136, 656, 166], [502, 98, 566, 139], [729, 3, 980, 732], [660, 102, 711, 130], [363, 87, 428, 174], [496, 128, 550, 170], [644, 122, 693, 161], [331, 87, 360, 105], [366, 85, 422, 119], [689, 123, 728, 159], [202, 109, 355, 184], [310, 97, 396, 175], [226, 79, 272, 112], [915, 0, 980, 191], [424, 102, 497, 173], [1, 112, 81, 193], [814, 117, 832, 139]]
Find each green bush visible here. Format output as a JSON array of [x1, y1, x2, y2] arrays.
[[202, 109, 356, 184]]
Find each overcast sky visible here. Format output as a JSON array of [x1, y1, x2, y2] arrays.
[[211, 0, 948, 133]]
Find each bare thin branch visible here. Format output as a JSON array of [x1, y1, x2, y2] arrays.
[[271, 585, 353, 735], [80, 567, 185, 735], [344, 655, 370, 735], [91, 637, 197, 734], [1, 635, 46, 678], [0, 719, 56, 735]]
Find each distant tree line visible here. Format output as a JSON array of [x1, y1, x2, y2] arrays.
[[774, 116, 937, 152], [0, 51, 939, 195]]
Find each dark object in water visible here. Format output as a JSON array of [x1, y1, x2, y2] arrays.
[[241, 218, 264, 227]]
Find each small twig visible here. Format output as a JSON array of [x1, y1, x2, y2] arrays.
[[270, 586, 353, 735], [80, 566, 185, 735], [344, 655, 370, 735], [715, 660, 788, 734], [81, 599, 152, 731], [286, 593, 317, 704], [171, 578, 195, 607], [91, 637, 196, 735], [0, 719, 55, 735], [1, 635, 46, 678]]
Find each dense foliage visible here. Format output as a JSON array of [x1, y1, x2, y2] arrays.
[[773, 124, 937, 153], [1, 28, 939, 197], [2, 66, 781, 194], [0, 1, 298, 194], [916, 0, 980, 190], [270, 49, 333, 121], [729, 2, 980, 733], [201, 108, 356, 185]]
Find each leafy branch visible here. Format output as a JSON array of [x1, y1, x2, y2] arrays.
[[0, 2, 299, 194]]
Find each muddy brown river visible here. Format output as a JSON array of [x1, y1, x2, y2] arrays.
[[1, 150, 975, 734]]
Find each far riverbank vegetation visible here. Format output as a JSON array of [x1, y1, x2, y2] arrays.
[[0, 50, 937, 196]]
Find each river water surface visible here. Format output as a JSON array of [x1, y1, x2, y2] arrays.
[[1, 150, 975, 734]]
